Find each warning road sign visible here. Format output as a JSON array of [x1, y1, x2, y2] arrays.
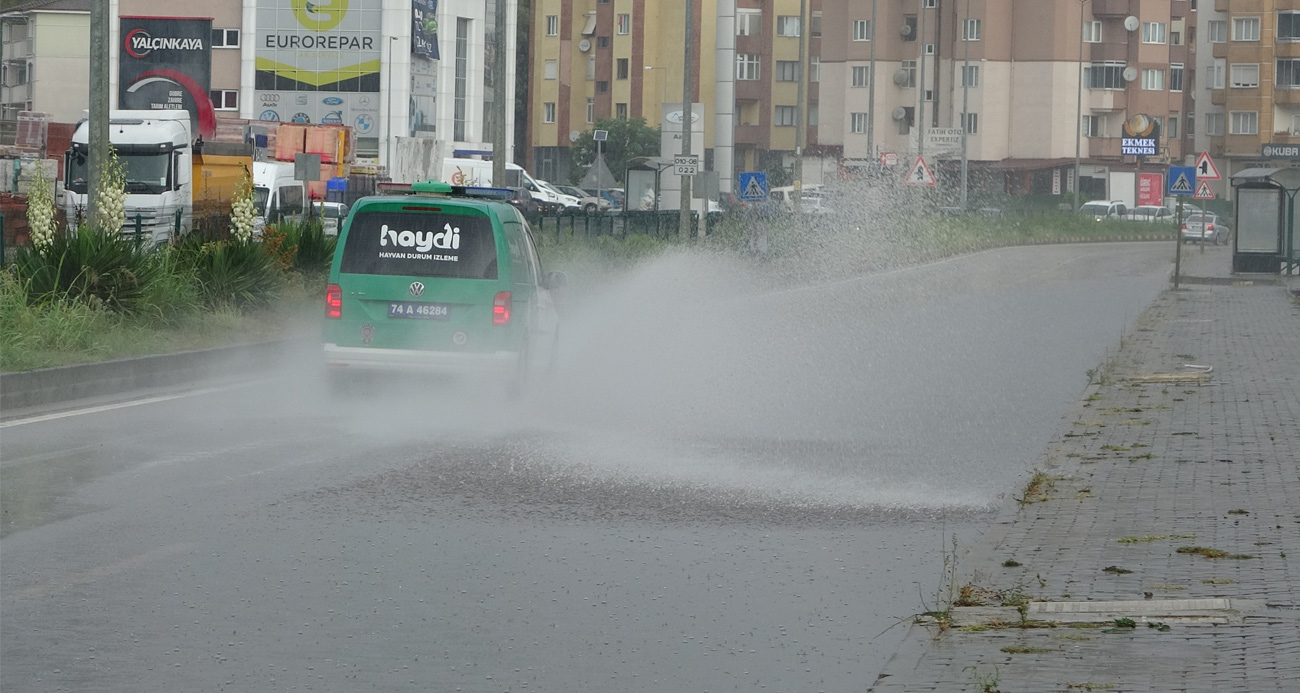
[[1193, 180, 1216, 200], [1194, 151, 1221, 181], [738, 171, 768, 201], [1168, 166, 1195, 195], [904, 155, 937, 186]]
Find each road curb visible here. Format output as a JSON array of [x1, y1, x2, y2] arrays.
[[0, 339, 303, 412]]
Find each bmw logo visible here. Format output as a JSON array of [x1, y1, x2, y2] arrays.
[[260, 109, 280, 122], [354, 114, 374, 133], [409, 282, 425, 297]]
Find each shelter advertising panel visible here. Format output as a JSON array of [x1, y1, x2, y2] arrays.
[[118, 17, 215, 138], [254, 0, 382, 130]]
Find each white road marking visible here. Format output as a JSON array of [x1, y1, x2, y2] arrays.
[[0, 384, 244, 429]]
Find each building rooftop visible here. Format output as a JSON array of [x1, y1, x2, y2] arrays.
[[0, 0, 90, 16]]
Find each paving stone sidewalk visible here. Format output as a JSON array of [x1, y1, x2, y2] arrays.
[[870, 248, 1300, 693]]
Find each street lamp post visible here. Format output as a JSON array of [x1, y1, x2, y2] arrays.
[[386, 36, 398, 172], [680, 0, 695, 239], [959, 0, 971, 209], [1074, 0, 1089, 212]]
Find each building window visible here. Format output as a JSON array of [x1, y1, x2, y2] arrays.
[[617, 14, 630, 35], [586, 98, 594, 123], [209, 90, 238, 110], [811, 12, 822, 37], [1278, 59, 1300, 88], [1232, 17, 1260, 42], [923, 0, 936, 7], [546, 15, 559, 36], [617, 58, 629, 79], [1207, 20, 1226, 43], [1280, 12, 1300, 42], [1085, 61, 1126, 90], [810, 56, 820, 82], [902, 15, 917, 42], [777, 16, 801, 37], [850, 112, 868, 134], [454, 17, 470, 142], [596, 36, 610, 48], [898, 106, 914, 134], [1205, 112, 1223, 135], [961, 65, 979, 87], [1141, 22, 1166, 44], [853, 19, 871, 41], [543, 102, 556, 123], [736, 53, 761, 81], [1229, 110, 1258, 135], [1187, 113, 1194, 136], [808, 104, 818, 126], [544, 60, 557, 79], [615, 103, 627, 119], [737, 10, 762, 36], [923, 43, 935, 55], [774, 105, 798, 127], [587, 55, 596, 80], [901, 60, 916, 88], [1081, 114, 1105, 137], [1170, 63, 1184, 91], [1141, 68, 1164, 90], [852, 65, 871, 87], [962, 19, 981, 41], [1293, 114, 1300, 135], [776, 60, 800, 82], [211, 29, 239, 48], [962, 112, 978, 134], [923, 88, 933, 102], [1208, 59, 1225, 89], [1168, 114, 1179, 139], [1230, 63, 1259, 88], [1082, 21, 1101, 43], [596, 80, 609, 93]]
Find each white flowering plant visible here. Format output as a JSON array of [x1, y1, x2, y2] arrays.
[[25, 168, 56, 252], [93, 147, 127, 232], [230, 167, 257, 242]]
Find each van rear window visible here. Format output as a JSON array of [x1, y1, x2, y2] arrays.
[[340, 210, 499, 279]]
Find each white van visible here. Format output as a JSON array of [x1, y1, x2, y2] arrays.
[[253, 161, 306, 229], [440, 158, 560, 210]]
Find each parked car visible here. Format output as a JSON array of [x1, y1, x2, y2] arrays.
[[309, 201, 349, 235], [551, 184, 612, 213], [1129, 205, 1174, 223], [537, 180, 582, 212], [323, 180, 564, 393], [504, 186, 539, 216], [582, 188, 626, 211], [1181, 213, 1231, 245], [1079, 200, 1127, 221]]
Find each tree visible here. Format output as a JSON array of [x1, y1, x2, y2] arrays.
[[570, 118, 660, 186]]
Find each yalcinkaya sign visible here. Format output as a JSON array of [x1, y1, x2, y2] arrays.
[[118, 17, 214, 138]]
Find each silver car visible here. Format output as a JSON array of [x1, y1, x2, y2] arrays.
[[1180, 213, 1230, 245], [552, 184, 612, 213]]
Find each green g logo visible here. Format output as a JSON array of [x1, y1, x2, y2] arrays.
[[292, 0, 348, 31]]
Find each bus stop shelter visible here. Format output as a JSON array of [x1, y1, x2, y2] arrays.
[[1230, 167, 1299, 275]]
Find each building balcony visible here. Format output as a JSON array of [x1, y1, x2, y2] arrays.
[[1210, 89, 1225, 106], [735, 79, 766, 101], [735, 123, 765, 147], [1087, 40, 1129, 63], [1274, 87, 1300, 105], [1224, 133, 1264, 158], [1276, 40, 1300, 58], [1088, 136, 1123, 159], [736, 35, 763, 55], [1086, 88, 1127, 112], [1091, 0, 1132, 18]]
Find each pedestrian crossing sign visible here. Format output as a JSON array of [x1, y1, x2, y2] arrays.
[[738, 171, 768, 200], [1193, 180, 1216, 200], [1167, 166, 1195, 196], [904, 155, 937, 187]]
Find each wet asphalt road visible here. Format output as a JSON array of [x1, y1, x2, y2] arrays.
[[1, 242, 1173, 692]]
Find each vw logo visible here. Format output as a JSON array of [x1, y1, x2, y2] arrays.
[[452, 332, 467, 346], [360, 323, 375, 344], [409, 282, 425, 297]]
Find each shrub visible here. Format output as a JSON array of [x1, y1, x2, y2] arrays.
[[173, 235, 281, 310], [275, 218, 337, 276], [10, 225, 163, 313]]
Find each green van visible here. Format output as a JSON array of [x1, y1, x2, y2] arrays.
[[322, 181, 564, 390]]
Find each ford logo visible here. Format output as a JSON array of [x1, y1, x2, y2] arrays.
[[322, 97, 344, 105], [409, 282, 425, 297]]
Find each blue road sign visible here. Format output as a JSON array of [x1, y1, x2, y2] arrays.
[[738, 171, 768, 201], [1168, 166, 1196, 196]]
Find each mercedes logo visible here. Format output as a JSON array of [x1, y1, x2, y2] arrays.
[[409, 282, 425, 297]]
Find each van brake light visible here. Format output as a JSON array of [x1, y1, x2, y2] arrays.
[[493, 291, 511, 325], [326, 284, 343, 319]]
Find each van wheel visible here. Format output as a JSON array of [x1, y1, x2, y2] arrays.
[[508, 342, 530, 398]]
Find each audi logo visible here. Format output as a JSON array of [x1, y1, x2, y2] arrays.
[[409, 282, 425, 297]]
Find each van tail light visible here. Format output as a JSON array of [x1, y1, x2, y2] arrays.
[[493, 291, 511, 325], [1207, 223, 1215, 231], [326, 283, 343, 319]]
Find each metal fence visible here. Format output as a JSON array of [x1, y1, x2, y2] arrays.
[[528, 210, 724, 243]]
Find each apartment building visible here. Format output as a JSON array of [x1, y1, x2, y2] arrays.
[[1, 0, 90, 123], [820, 0, 1194, 197], [1195, 0, 1300, 195], [527, 0, 822, 187]]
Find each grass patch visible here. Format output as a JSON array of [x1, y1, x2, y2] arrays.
[[1102, 566, 1133, 574], [1001, 645, 1055, 654], [1177, 546, 1255, 560], [1117, 534, 1197, 544], [1202, 578, 1235, 585], [1067, 685, 1116, 691]]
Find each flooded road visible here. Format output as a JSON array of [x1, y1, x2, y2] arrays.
[[1, 242, 1172, 692]]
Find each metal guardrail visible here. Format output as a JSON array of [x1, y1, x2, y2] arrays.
[[528, 210, 723, 242]]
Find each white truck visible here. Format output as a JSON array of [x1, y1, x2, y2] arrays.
[[440, 157, 560, 211], [252, 160, 306, 230], [62, 110, 193, 244]]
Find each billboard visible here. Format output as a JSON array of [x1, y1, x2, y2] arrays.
[[1138, 172, 1163, 207], [118, 17, 214, 138], [412, 0, 439, 59], [255, 0, 382, 130]]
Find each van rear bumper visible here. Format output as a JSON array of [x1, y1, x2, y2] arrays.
[[323, 343, 519, 375]]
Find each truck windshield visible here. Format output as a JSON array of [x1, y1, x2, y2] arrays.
[[65, 148, 171, 195], [253, 187, 270, 215]]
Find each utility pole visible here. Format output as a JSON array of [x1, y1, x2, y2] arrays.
[[866, 0, 877, 166], [492, 0, 509, 186], [679, 0, 694, 238], [1073, 0, 1088, 212], [793, 0, 806, 214], [917, 0, 926, 158], [88, 0, 110, 226], [960, 0, 971, 209]]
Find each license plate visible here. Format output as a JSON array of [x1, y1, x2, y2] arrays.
[[387, 302, 451, 320]]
